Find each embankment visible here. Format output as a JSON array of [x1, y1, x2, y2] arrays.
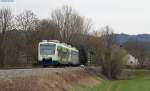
[[0, 67, 101, 91]]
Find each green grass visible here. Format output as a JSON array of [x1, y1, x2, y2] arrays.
[[72, 70, 150, 91], [98, 79, 150, 91]]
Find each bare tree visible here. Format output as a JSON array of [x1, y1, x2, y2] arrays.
[[15, 10, 38, 64], [0, 8, 13, 33], [91, 26, 127, 79], [36, 19, 59, 40], [51, 5, 92, 43], [15, 10, 38, 31], [0, 8, 13, 67]]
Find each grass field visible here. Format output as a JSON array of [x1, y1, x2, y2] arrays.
[[73, 70, 150, 91]]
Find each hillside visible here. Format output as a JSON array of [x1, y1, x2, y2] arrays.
[[114, 34, 150, 45]]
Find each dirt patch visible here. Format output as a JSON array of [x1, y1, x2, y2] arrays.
[[0, 68, 99, 91]]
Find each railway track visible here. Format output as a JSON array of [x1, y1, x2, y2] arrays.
[[0, 66, 48, 70], [0, 66, 83, 79], [0, 65, 80, 70]]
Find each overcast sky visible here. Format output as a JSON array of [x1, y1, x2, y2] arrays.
[[0, 0, 150, 34]]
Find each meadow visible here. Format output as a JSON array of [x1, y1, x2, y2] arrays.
[[72, 70, 150, 91]]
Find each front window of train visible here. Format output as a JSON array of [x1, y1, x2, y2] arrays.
[[40, 44, 56, 55]]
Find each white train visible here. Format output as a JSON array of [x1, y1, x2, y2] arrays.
[[38, 40, 79, 66]]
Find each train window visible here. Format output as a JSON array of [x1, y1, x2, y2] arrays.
[[40, 44, 56, 55], [57, 46, 69, 57], [57, 46, 63, 56], [71, 51, 79, 56]]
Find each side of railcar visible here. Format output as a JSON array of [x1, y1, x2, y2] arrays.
[[56, 44, 70, 65], [70, 48, 79, 65]]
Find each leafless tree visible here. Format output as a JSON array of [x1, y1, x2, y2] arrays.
[[15, 10, 38, 64], [0, 8, 13, 67], [15, 10, 38, 31], [36, 19, 59, 39], [51, 5, 92, 43], [91, 26, 127, 79], [0, 8, 13, 33]]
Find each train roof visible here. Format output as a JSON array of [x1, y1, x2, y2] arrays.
[[39, 40, 78, 51]]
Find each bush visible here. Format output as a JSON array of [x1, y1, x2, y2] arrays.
[[100, 45, 127, 79]]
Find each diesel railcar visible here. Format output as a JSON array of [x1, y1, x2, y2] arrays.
[[38, 40, 79, 66]]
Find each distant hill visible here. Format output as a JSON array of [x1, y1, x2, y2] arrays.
[[114, 34, 150, 45]]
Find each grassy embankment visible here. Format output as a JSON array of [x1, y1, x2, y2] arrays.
[[0, 68, 99, 91], [72, 70, 150, 91]]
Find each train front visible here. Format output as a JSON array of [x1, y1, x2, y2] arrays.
[[38, 41, 58, 66]]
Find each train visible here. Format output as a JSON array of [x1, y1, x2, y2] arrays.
[[38, 40, 79, 66]]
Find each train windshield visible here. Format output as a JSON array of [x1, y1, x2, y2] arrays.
[[40, 44, 56, 55]]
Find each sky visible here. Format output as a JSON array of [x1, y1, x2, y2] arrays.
[[0, 0, 150, 34]]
